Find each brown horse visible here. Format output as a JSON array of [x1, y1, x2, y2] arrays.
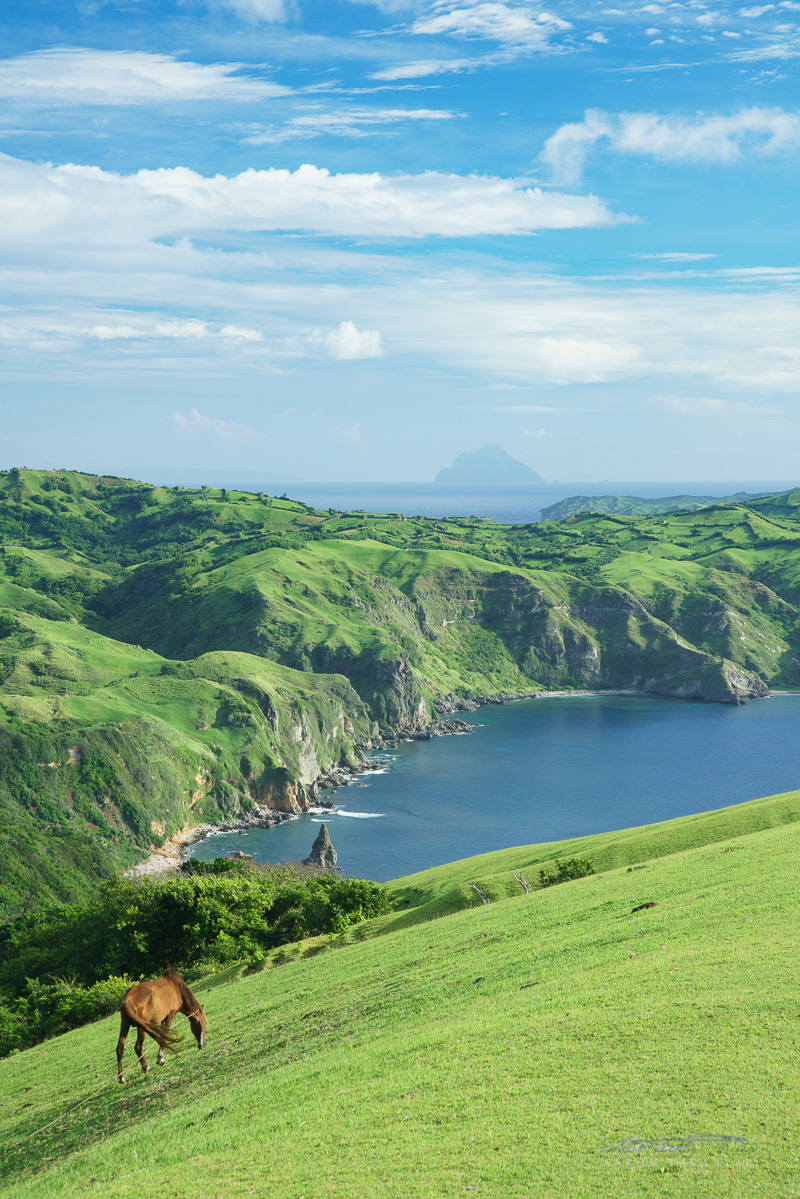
[[116, 968, 207, 1084]]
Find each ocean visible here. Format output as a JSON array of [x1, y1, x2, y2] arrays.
[[188, 692, 800, 881], [283, 481, 799, 525]]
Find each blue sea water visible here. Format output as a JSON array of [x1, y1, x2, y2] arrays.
[[285, 480, 799, 526], [188, 692, 800, 881]]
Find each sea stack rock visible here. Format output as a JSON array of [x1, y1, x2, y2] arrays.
[[303, 823, 338, 870]]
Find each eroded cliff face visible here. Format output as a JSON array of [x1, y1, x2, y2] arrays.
[[406, 568, 767, 706], [93, 544, 773, 735]]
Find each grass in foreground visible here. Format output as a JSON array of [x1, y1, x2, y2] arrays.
[[0, 794, 798, 1198]]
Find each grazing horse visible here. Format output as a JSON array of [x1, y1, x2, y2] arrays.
[[116, 969, 207, 1084]]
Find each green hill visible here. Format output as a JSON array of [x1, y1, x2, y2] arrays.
[[6, 467, 800, 909], [1, 790, 797, 1197], [540, 490, 776, 520]]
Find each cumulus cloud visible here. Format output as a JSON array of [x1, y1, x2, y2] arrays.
[[173, 407, 254, 436], [411, 3, 571, 48], [0, 153, 625, 245], [0, 48, 291, 105], [326, 320, 384, 359], [542, 106, 800, 183]]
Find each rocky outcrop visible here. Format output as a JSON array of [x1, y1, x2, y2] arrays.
[[303, 823, 338, 870], [407, 717, 473, 740]]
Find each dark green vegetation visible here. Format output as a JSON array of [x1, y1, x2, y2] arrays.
[[5, 466, 800, 911], [541, 490, 774, 520], [0, 789, 797, 1198], [0, 864, 389, 1057]]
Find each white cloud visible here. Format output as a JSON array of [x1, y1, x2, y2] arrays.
[[327, 421, 367, 446], [635, 251, 718, 261], [5, 251, 800, 405], [89, 324, 144, 340], [542, 106, 800, 183], [739, 4, 775, 14], [411, 3, 571, 49], [211, 0, 291, 20], [326, 320, 384, 359], [221, 324, 264, 340], [370, 58, 475, 79], [587, 31, 609, 42], [154, 319, 209, 338], [173, 407, 254, 437], [523, 427, 547, 436], [0, 153, 625, 243], [0, 49, 291, 105], [238, 106, 460, 144]]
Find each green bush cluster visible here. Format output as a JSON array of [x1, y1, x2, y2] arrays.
[[0, 862, 391, 1057], [537, 858, 596, 888]]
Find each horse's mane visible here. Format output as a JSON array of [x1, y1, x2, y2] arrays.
[[161, 968, 201, 1012]]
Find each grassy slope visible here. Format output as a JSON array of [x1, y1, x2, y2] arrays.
[[0, 606, 371, 912], [6, 468, 800, 908], [1, 792, 797, 1198]]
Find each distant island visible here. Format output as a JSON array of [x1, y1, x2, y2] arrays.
[[436, 445, 543, 485]]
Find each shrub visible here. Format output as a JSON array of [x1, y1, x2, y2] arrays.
[[0, 862, 391, 1056], [538, 858, 596, 888]]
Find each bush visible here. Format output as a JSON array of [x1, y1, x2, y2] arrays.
[[538, 858, 596, 888], [0, 863, 392, 1056]]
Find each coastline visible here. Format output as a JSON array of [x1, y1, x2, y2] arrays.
[[122, 684, 767, 878]]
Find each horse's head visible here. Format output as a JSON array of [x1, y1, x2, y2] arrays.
[[189, 1006, 207, 1050]]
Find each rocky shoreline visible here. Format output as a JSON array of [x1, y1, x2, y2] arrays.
[[123, 683, 763, 878]]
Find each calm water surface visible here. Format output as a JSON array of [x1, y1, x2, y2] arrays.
[[188, 693, 800, 880]]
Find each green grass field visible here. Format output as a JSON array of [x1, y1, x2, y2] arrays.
[[1, 790, 798, 1198]]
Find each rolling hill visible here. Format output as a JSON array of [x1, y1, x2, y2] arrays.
[[0, 789, 797, 1197], [4, 467, 800, 908]]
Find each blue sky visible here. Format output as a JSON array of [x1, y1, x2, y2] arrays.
[[1, 0, 800, 482]]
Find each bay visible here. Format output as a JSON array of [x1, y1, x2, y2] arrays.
[[188, 692, 800, 881]]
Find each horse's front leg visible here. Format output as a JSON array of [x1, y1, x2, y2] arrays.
[[134, 1027, 149, 1074], [157, 1013, 175, 1066], [116, 1013, 131, 1084]]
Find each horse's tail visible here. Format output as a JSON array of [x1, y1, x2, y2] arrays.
[[123, 1003, 183, 1053]]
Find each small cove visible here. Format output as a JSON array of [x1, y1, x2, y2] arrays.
[[188, 692, 800, 881]]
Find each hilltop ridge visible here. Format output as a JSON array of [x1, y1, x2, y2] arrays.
[[4, 467, 800, 908]]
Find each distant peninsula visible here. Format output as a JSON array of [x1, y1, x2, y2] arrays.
[[436, 445, 543, 485], [541, 490, 777, 520]]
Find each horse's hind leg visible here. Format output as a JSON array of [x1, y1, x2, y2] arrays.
[[157, 1014, 175, 1066], [134, 1027, 149, 1074], [116, 1013, 131, 1084]]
